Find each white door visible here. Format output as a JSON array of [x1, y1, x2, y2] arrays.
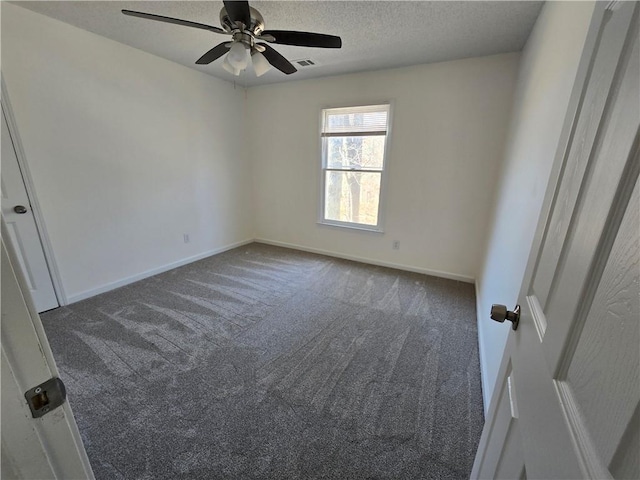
[[1, 102, 59, 312], [1, 220, 94, 479], [472, 2, 639, 479]]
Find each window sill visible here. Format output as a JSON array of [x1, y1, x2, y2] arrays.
[[317, 220, 384, 233]]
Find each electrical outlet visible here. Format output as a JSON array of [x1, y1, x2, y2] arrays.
[[393, 240, 400, 250], [183, 234, 190, 244]]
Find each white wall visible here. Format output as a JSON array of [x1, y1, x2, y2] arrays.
[[476, 1, 596, 410], [2, 3, 253, 302], [248, 54, 519, 281]]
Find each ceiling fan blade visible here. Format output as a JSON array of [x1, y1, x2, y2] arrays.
[[261, 30, 342, 48], [257, 43, 297, 75], [122, 10, 226, 34], [223, 1, 251, 28], [195, 42, 232, 65]]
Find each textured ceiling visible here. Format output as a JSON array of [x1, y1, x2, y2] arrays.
[[11, 1, 543, 87]]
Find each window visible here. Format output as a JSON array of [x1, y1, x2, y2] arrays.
[[320, 104, 391, 231]]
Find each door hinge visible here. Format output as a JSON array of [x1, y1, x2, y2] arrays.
[[24, 377, 67, 418]]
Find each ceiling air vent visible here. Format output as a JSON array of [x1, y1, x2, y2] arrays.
[[294, 59, 317, 67]]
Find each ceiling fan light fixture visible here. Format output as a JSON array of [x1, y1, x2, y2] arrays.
[[251, 51, 271, 77], [227, 41, 250, 70], [222, 54, 241, 76]]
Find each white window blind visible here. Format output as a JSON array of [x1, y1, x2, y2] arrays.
[[322, 106, 389, 136]]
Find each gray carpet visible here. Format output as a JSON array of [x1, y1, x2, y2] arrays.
[[42, 243, 484, 479]]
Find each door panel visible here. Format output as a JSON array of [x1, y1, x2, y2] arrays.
[[494, 420, 525, 480], [1, 103, 58, 312], [543, 17, 639, 372], [563, 178, 639, 473], [1, 225, 93, 478], [609, 403, 639, 479], [1, 347, 56, 479], [473, 3, 639, 479], [493, 371, 525, 480], [477, 364, 514, 476], [531, 6, 635, 316], [473, 364, 527, 479]]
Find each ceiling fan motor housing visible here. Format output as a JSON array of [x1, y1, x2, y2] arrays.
[[220, 6, 264, 36]]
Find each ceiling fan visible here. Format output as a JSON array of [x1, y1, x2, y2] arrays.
[[122, 1, 342, 77]]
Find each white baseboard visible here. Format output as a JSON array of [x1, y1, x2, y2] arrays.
[[67, 236, 476, 305], [475, 280, 491, 415], [254, 238, 475, 284], [66, 238, 254, 304]]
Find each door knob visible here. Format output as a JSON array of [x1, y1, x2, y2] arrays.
[[13, 205, 28, 214], [491, 304, 520, 330]]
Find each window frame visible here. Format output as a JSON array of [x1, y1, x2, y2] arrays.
[[317, 103, 392, 232]]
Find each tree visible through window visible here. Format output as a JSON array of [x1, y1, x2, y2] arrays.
[[320, 104, 390, 230]]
